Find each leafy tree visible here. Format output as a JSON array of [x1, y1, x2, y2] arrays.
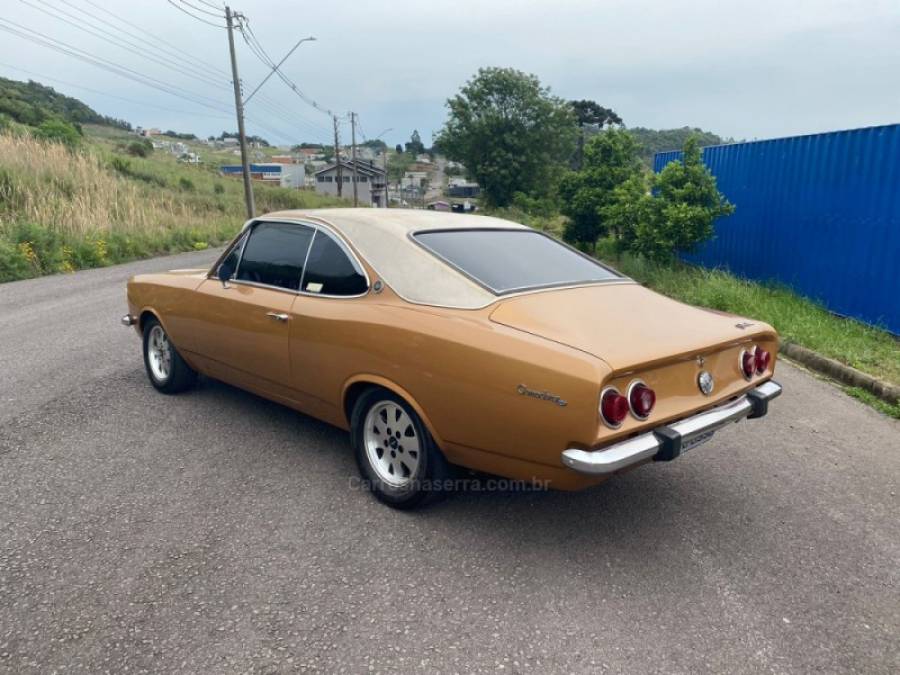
[[394, 143, 403, 154], [33, 118, 82, 148], [570, 99, 623, 169], [570, 100, 622, 128], [436, 67, 577, 207], [559, 128, 643, 247], [404, 130, 425, 155], [626, 136, 734, 261]]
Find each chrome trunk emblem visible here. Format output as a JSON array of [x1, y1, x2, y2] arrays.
[[697, 371, 715, 396]]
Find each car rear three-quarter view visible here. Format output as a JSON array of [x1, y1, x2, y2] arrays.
[[123, 208, 782, 509]]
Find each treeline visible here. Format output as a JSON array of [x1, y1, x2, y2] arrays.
[[0, 77, 131, 131], [435, 67, 734, 262]]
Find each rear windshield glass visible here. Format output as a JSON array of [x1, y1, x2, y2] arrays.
[[413, 229, 621, 294]]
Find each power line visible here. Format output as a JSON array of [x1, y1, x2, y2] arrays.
[[165, 0, 226, 28], [238, 19, 335, 121], [55, 0, 230, 85], [0, 18, 234, 113], [77, 0, 229, 81], [175, 0, 226, 19], [20, 0, 229, 90], [0, 18, 328, 146], [0, 62, 232, 120]]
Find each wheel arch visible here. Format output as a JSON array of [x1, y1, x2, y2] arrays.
[[341, 375, 446, 450]]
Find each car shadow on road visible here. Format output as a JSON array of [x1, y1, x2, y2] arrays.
[[189, 374, 743, 552]]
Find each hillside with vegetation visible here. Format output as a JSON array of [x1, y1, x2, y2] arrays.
[[627, 127, 731, 164], [0, 91, 344, 282], [0, 76, 130, 131]]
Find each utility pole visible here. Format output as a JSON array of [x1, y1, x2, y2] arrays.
[[333, 115, 342, 198], [350, 112, 359, 207], [225, 6, 255, 219]]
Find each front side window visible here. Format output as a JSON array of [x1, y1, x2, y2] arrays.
[[413, 229, 621, 294], [217, 230, 247, 276], [301, 229, 367, 296], [236, 222, 314, 291]]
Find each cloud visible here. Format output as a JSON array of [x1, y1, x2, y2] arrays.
[[1, 0, 897, 145]]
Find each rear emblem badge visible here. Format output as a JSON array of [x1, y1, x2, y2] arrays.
[[697, 371, 715, 396]]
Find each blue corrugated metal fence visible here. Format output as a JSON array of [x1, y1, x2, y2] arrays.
[[654, 124, 900, 334]]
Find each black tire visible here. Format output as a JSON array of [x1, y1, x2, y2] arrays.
[[351, 388, 450, 510], [142, 316, 197, 394]]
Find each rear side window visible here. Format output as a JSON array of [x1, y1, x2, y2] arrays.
[[236, 222, 314, 291], [301, 230, 368, 296], [413, 229, 620, 294]]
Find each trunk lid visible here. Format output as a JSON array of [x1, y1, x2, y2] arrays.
[[489, 283, 769, 371]]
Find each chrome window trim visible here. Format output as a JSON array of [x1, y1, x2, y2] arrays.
[[408, 227, 627, 297], [208, 217, 370, 300]]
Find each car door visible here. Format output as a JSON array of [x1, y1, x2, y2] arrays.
[[187, 220, 315, 392], [287, 225, 370, 405]]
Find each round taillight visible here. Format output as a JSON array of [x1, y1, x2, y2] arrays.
[[755, 348, 771, 374], [741, 349, 756, 380], [628, 381, 656, 419], [600, 387, 629, 428]]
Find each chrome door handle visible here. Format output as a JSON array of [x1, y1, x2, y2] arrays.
[[266, 312, 289, 322]]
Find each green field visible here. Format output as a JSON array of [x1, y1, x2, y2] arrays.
[[0, 124, 345, 282]]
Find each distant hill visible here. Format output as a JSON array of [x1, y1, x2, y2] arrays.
[[628, 126, 734, 164], [0, 76, 130, 130]]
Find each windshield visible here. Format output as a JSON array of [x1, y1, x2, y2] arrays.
[[413, 229, 622, 295]]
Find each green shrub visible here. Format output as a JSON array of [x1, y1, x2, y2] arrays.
[[126, 140, 152, 157], [33, 118, 82, 148], [178, 177, 195, 192], [213, 182, 225, 195]]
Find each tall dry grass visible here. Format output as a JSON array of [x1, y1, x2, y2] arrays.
[[0, 133, 218, 235]]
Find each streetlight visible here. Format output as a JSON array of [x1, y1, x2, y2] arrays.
[[243, 36, 317, 105]]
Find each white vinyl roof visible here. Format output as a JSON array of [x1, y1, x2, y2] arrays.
[[264, 208, 528, 308]]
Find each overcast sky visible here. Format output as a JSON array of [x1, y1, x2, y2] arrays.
[[1, 0, 898, 148]]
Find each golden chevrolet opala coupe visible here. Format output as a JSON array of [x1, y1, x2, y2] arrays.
[[123, 209, 782, 509]]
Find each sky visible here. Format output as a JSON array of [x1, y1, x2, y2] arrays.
[[1, 0, 898, 148]]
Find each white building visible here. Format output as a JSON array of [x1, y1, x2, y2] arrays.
[[315, 160, 387, 206]]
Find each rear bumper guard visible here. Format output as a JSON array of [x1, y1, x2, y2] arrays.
[[561, 380, 782, 475]]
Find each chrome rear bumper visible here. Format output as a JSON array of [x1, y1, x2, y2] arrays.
[[561, 380, 782, 475]]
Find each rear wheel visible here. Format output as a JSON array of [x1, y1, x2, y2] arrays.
[[142, 317, 197, 394], [351, 388, 449, 509]]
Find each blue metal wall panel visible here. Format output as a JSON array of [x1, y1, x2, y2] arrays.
[[654, 124, 900, 334]]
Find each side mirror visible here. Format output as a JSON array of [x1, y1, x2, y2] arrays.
[[217, 262, 234, 288]]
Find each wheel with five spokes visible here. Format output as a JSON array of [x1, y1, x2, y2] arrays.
[[142, 316, 197, 394], [351, 388, 449, 509]]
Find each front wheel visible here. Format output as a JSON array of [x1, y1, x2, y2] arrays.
[[142, 317, 197, 394], [351, 388, 450, 510]]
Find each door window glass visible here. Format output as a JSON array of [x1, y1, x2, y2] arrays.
[[236, 222, 314, 291], [301, 230, 368, 296]]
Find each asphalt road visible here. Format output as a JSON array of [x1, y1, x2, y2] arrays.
[[1, 252, 898, 674]]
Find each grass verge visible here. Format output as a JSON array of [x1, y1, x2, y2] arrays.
[[595, 245, 900, 389]]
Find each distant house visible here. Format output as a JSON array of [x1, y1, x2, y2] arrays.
[[315, 160, 387, 206], [220, 163, 305, 189], [447, 179, 480, 198]]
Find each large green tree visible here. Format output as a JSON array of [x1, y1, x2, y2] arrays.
[[436, 67, 577, 207], [559, 128, 643, 247], [570, 99, 623, 169]]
